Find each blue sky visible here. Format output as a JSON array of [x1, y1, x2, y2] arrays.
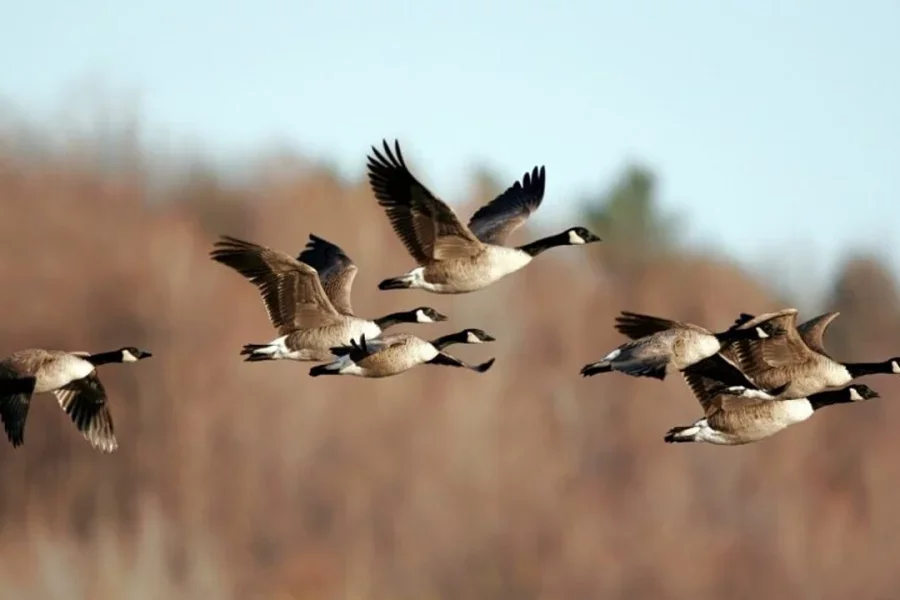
[[3, 0, 899, 291]]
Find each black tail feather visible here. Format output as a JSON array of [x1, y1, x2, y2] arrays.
[[309, 364, 338, 377], [664, 426, 695, 443], [580, 362, 612, 377], [240, 343, 269, 356]]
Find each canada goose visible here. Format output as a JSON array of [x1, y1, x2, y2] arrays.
[[366, 140, 601, 294], [309, 329, 496, 378], [663, 367, 880, 445], [579, 311, 785, 381], [209, 235, 447, 361], [0, 346, 152, 452], [722, 309, 900, 400]]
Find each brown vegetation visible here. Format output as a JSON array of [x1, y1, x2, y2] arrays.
[[0, 136, 898, 599]]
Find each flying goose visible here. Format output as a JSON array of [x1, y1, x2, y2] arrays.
[[366, 140, 602, 294], [664, 366, 880, 445], [309, 329, 496, 378], [209, 235, 447, 362], [0, 346, 152, 452], [721, 309, 900, 400], [579, 310, 785, 381]]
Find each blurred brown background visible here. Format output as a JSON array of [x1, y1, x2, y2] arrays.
[[0, 131, 897, 600]]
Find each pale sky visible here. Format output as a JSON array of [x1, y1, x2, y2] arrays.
[[3, 0, 899, 291]]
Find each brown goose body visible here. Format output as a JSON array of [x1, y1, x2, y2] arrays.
[[367, 140, 601, 294], [664, 367, 879, 446], [210, 235, 446, 362], [581, 310, 784, 381], [310, 329, 496, 379], [0, 346, 152, 452], [726, 310, 900, 399]]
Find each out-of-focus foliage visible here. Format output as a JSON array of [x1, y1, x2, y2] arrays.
[[0, 123, 897, 600], [583, 165, 683, 274]]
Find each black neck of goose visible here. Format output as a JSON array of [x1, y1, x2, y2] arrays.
[[374, 311, 415, 329], [86, 351, 122, 366], [431, 332, 464, 351], [517, 232, 570, 257], [808, 389, 855, 410], [845, 361, 891, 378]]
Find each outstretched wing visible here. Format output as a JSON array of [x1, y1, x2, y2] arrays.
[[0, 368, 36, 448], [682, 370, 728, 414], [731, 309, 814, 377], [297, 234, 359, 316], [682, 367, 774, 418], [613, 311, 709, 338], [210, 235, 341, 332], [367, 140, 483, 262], [733, 310, 840, 361], [467, 166, 546, 245], [53, 373, 117, 453], [795, 312, 841, 358]]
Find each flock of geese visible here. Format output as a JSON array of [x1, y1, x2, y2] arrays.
[[582, 310, 898, 445], [0, 140, 897, 453]]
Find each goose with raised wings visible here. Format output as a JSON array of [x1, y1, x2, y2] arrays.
[[367, 140, 601, 294], [210, 235, 447, 362]]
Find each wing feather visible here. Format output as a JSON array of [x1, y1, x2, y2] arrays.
[[210, 235, 341, 332], [467, 166, 546, 245], [297, 234, 359, 315], [53, 373, 117, 453], [795, 312, 841, 358], [614, 311, 709, 338], [0, 367, 36, 448], [366, 140, 482, 262]]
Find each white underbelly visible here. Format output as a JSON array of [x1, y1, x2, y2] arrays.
[[679, 335, 722, 366], [35, 357, 94, 393], [772, 399, 815, 426], [482, 246, 534, 280], [425, 248, 533, 293], [788, 365, 852, 397], [343, 319, 382, 342]]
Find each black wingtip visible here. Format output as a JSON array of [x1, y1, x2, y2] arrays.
[[524, 165, 546, 191]]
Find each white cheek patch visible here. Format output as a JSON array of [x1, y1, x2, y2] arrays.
[[466, 332, 483, 344], [892, 360, 900, 374], [755, 327, 769, 339], [122, 350, 138, 363], [568, 230, 586, 245], [416, 310, 434, 323], [849, 387, 864, 401]]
